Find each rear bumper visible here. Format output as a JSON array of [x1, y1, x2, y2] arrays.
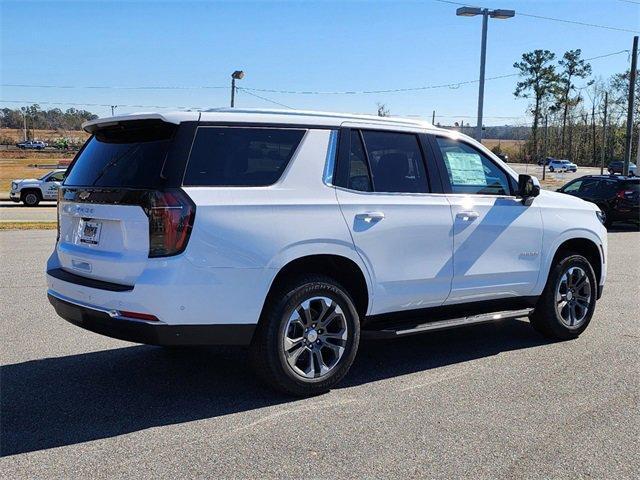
[[48, 292, 256, 346]]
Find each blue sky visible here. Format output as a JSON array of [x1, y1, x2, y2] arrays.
[[1, 0, 638, 124]]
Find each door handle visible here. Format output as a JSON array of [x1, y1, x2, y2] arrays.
[[456, 210, 479, 221], [356, 211, 385, 223]]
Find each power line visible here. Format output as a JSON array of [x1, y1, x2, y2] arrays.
[[236, 88, 293, 109], [0, 99, 202, 109], [0, 83, 228, 91], [432, 0, 640, 33], [1, 49, 628, 98]]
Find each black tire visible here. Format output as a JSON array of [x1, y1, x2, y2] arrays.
[[22, 190, 41, 207], [529, 253, 597, 340], [249, 274, 360, 396], [549, 166, 554, 172]]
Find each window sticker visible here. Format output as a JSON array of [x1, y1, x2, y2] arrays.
[[444, 152, 487, 186]]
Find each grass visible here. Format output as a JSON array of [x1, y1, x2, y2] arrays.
[[481, 139, 526, 161], [0, 221, 57, 230]]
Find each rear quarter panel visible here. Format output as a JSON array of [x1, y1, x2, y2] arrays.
[[182, 128, 372, 319]]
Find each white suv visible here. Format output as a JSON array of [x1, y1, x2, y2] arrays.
[[46, 109, 607, 396]]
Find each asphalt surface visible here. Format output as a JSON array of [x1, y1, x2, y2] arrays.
[[1, 228, 639, 478], [0, 201, 57, 222]]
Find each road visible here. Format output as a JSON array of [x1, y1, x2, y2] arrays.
[[1, 228, 639, 478], [0, 201, 56, 222]]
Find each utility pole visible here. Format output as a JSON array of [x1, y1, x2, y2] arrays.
[[601, 92, 608, 175], [111, 105, 117, 116], [591, 102, 596, 166], [623, 35, 638, 176], [432, 110, 435, 124], [542, 114, 548, 181], [22, 109, 27, 141]]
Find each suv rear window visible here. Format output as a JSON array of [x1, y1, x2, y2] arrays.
[[64, 121, 177, 188], [183, 127, 305, 186]]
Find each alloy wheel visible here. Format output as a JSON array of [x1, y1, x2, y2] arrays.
[[282, 296, 348, 380], [555, 266, 592, 329]]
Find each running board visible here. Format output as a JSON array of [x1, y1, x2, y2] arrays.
[[362, 308, 534, 339]]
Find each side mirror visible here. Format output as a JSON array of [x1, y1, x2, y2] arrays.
[[518, 174, 540, 203]]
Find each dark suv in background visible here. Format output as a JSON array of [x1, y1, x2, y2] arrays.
[[607, 161, 637, 176], [557, 175, 640, 227]]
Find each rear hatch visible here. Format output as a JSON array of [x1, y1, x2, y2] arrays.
[[57, 119, 195, 286]]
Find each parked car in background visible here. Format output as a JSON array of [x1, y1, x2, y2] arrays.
[[16, 140, 47, 150], [10, 169, 66, 206], [548, 159, 577, 173], [538, 157, 555, 166], [46, 109, 608, 396], [607, 161, 637, 176], [557, 175, 640, 227]]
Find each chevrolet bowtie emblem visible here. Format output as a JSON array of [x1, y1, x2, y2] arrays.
[[78, 191, 91, 200]]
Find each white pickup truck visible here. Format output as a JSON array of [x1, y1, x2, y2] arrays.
[[10, 169, 66, 206]]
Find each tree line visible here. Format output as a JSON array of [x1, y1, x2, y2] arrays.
[[0, 105, 98, 134], [512, 48, 638, 165]]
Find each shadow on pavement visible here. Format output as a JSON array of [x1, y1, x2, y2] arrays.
[[1, 318, 548, 456]]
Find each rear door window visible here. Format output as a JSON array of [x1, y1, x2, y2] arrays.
[[184, 127, 305, 186], [64, 121, 177, 188], [361, 130, 429, 193], [346, 131, 372, 192]]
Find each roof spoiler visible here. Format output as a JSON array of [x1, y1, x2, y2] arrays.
[[82, 112, 198, 134]]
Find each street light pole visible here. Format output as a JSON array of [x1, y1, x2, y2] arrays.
[[456, 6, 515, 143], [476, 10, 489, 143], [230, 70, 245, 108]]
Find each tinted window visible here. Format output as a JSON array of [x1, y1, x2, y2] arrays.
[[621, 180, 640, 193], [347, 131, 372, 192], [184, 127, 305, 186], [563, 180, 582, 192], [64, 121, 176, 188], [436, 137, 511, 195], [579, 179, 600, 193], [361, 131, 428, 193]]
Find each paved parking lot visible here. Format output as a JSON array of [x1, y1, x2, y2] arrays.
[[1, 228, 639, 478]]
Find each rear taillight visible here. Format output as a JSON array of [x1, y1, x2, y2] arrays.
[[616, 190, 633, 199], [143, 189, 196, 258]]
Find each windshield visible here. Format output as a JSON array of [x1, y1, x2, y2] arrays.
[[64, 121, 177, 188]]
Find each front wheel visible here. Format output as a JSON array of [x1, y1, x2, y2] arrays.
[[22, 191, 41, 207], [530, 253, 597, 340], [250, 275, 360, 396]]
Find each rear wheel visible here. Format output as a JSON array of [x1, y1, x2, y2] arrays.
[[549, 166, 554, 172], [250, 274, 360, 396], [22, 190, 41, 207], [530, 253, 597, 340]]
